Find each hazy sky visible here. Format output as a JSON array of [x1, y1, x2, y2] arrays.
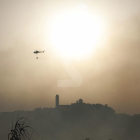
[[0, 0, 140, 115]]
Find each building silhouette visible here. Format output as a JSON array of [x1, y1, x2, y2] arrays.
[[2, 95, 140, 140], [55, 95, 115, 114], [55, 94, 59, 109]]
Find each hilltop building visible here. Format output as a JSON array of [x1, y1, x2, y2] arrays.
[[55, 95, 115, 114], [55, 94, 85, 111], [34, 95, 115, 114]]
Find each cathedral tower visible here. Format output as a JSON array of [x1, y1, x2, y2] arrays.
[[55, 95, 59, 109]]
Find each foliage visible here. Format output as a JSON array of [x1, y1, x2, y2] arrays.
[[8, 113, 34, 140]]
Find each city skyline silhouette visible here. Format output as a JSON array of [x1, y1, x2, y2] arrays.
[[1, 94, 140, 140]]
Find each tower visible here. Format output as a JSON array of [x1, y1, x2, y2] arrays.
[[55, 95, 59, 109]]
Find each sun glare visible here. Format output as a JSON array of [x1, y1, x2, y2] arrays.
[[49, 5, 106, 59]]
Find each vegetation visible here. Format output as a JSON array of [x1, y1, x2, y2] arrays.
[[8, 113, 34, 140]]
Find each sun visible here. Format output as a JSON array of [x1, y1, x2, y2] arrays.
[[49, 5, 106, 59]]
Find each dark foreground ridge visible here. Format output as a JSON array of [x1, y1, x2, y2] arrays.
[[1, 95, 140, 140]]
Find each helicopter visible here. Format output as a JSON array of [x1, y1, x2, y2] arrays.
[[33, 50, 45, 54], [33, 50, 45, 59]]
